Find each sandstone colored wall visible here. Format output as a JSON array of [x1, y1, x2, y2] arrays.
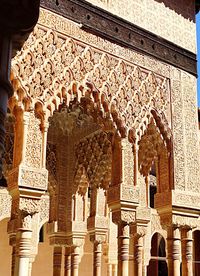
[[0, 219, 11, 276], [32, 225, 53, 276], [86, 0, 196, 52]]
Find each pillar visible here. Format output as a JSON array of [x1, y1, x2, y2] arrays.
[[135, 235, 143, 276], [173, 228, 181, 276], [11, 246, 16, 276], [118, 224, 130, 276], [14, 228, 32, 276], [182, 228, 193, 276], [113, 264, 118, 276], [167, 227, 181, 276], [64, 247, 71, 276], [28, 258, 35, 276], [71, 246, 80, 276], [107, 263, 112, 276], [93, 242, 102, 276], [53, 246, 62, 276]]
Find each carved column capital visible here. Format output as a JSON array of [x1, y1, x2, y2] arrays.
[[112, 210, 136, 225]]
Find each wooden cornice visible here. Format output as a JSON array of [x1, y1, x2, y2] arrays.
[[40, 0, 197, 76]]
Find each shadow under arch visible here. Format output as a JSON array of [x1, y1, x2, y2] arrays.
[[137, 115, 173, 209], [46, 102, 113, 232], [147, 232, 168, 276]]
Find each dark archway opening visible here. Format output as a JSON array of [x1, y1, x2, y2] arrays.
[[147, 233, 168, 276], [149, 163, 157, 208]]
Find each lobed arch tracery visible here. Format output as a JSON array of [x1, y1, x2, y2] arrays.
[[9, 26, 171, 141], [137, 115, 173, 209]]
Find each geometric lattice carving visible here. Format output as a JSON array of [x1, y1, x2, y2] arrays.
[[10, 26, 171, 139], [138, 121, 170, 177], [75, 131, 112, 189]]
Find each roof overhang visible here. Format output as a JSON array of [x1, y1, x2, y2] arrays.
[[196, 0, 200, 13]]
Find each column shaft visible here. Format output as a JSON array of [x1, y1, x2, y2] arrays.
[[64, 247, 71, 276], [118, 224, 129, 276], [113, 264, 118, 276], [14, 229, 32, 276], [107, 263, 112, 276], [182, 229, 193, 276], [93, 242, 102, 276], [53, 246, 62, 276], [173, 228, 181, 276], [136, 236, 143, 276], [168, 227, 181, 276], [71, 246, 80, 276], [11, 246, 16, 276]]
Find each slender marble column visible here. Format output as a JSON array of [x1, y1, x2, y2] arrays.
[[14, 229, 32, 276], [11, 246, 16, 276], [118, 224, 130, 276], [107, 263, 112, 276], [136, 236, 143, 276], [71, 246, 80, 276], [53, 246, 62, 276], [64, 247, 71, 276], [173, 228, 181, 276], [182, 229, 193, 276], [167, 235, 173, 276], [113, 264, 118, 276], [28, 258, 34, 276], [167, 227, 181, 276], [93, 242, 102, 276]]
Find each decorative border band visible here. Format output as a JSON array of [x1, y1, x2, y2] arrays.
[[40, 0, 197, 76]]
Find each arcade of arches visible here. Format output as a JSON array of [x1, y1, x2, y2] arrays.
[[0, 5, 200, 276]]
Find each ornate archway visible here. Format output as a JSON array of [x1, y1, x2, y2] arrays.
[[5, 22, 172, 276], [147, 232, 168, 276]]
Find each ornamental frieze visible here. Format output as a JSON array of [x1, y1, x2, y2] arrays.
[[20, 167, 48, 190], [10, 10, 172, 141]]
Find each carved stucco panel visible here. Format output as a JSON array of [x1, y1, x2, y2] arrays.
[[19, 167, 48, 190], [121, 138, 134, 187], [170, 68, 186, 190], [181, 72, 200, 192], [38, 8, 170, 77], [172, 190, 200, 209], [39, 195, 50, 227], [25, 112, 43, 169], [0, 188, 11, 221], [171, 68, 200, 192]]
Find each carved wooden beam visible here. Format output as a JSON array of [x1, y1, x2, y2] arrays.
[[40, 0, 197, 77]]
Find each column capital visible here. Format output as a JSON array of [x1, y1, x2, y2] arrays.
[[112, 210, 136, 225]]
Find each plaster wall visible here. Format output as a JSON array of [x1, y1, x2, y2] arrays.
[[0, 219, 11, 276]]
